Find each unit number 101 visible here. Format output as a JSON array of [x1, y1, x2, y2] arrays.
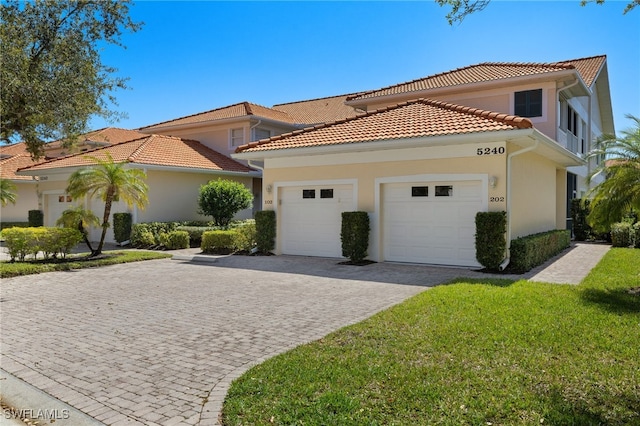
[[477, 147, 505, 155]]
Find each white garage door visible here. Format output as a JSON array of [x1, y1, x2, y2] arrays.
[[280, 184, 354, 258], [46, 193, 74, 226], [383, 180, 484, 267]]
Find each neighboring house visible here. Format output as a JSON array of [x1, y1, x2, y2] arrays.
[[0, 128, 149, 223], [233, 98, 583, 267], [0, 142, 39, 222], [17, 134, 256, 243]]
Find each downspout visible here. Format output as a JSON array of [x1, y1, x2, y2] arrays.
[[500, 140, 539, 271]]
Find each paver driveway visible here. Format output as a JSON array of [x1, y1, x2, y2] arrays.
[[0, 255, 487, 426]]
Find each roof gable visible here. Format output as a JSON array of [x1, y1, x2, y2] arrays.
[[236, 98, 532, 154]]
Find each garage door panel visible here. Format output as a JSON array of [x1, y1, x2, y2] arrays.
[[281, 185, 354, 258], [383, 180, 483, 267]]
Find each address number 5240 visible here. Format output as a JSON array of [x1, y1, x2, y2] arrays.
[[477, 147, 505, 155]]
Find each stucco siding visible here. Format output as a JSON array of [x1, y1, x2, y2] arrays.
[[0, 183, 39, 222], [510, 151, 558, 238]]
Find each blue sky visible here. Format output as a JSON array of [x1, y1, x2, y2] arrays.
[[93, 0, 640, 133]]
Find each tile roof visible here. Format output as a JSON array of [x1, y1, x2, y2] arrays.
[[1, 154, 41, 181], [0, 142, 30, 157], [236, 98, 532, 154], [273, 94, 363, 125], [45, 127, 148, 150], [347, 55, 606, 102], [140, 102, 299, 130], [20, 134, 252, 174], [564, 55, 606, 87]]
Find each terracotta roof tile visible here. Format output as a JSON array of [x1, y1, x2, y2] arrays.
[[347, 56, 606, 101], [19, 135, 252, 174], [140, 102, 298, 130], [273, 94, 363, 124], [45, 127, 148, 150], [1, 155, 42, 180], [0, 142, 30, 157], [236, 98, 532, 153], [564, 55, 606, 87]]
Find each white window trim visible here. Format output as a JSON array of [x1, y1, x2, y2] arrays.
[[229, 127, 245, 148]]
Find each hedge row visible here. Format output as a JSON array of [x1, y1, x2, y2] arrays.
[[2, 227, 83, 261], [201, 222, 257, 253], [509, 229, 571, 273]]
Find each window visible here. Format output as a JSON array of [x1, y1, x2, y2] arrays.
[[302, 189, 316, 199], [566, 104, 578, 136], [230, 128, 244, 147], [254, 128, 271, 141], [435, 185, 453, 197], [514, 89, 542, 117], [411, 186, 429, 197], [320, 189, 334, 199]]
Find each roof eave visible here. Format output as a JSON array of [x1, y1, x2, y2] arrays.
[[128, 163, 260, 176], [140, 115, 300, 134]]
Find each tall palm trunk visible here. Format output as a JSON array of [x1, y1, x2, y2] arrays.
[[94, 187, 115, 256]]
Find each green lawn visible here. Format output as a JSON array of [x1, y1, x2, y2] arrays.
[[0, 250, 172, 278], [222, 248, 640, 426]]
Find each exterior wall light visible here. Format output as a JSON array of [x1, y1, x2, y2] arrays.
[[489, 176, 498, 188]]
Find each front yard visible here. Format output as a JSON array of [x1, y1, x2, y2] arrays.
[[222, 248, 640, 425]]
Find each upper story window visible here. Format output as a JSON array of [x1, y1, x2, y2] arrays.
[[253, 128, 271, 141], [514, 89, 542, 117], [230, 128, 244, 147]]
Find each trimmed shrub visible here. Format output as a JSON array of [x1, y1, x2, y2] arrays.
[[610, 222, 632, 248], [159, 230, 190, 250], [475, 211, 507, 270], [255, 210, 276, 253], [232, 220, 257, 252], [201, 230, 236, 254], [28, 210, 44, 227], [571, 198, 593, 241], [509, 229, 571, 273], [633, 222, 640, 249], [113, 213, 132, 243], [2, 227, 82, 261], [175, 226, 218, 247], [341, 211, 370, 262], [130, 222, 178, 247]]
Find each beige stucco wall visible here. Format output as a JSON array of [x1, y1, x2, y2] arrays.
[[0, 182, 39, 222], [509, 151, 560, 238]]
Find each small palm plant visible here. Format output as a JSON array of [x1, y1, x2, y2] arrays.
[[586, 114, 640, 233], [56, 206, 100, 253], [0, 178, 17, 206], [66, 153, 148, 256]]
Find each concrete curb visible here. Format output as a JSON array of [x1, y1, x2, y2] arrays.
[[0, 369, 104, 426]]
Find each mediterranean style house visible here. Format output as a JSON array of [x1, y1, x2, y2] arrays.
[[3, 55, 613, 266]]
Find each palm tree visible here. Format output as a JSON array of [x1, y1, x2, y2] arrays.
[[586, 114, 640, 233], [0, 178, 17, 206], [66, 153, 148, 256], [56, 206, 100, 253]]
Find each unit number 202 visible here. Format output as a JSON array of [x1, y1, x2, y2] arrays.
[[477, 147, 505, 155]]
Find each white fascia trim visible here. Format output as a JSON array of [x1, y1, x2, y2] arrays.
[[345, 69, 580, 107], [128, 163, 261, 177], [233, 129, 530, 161]]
